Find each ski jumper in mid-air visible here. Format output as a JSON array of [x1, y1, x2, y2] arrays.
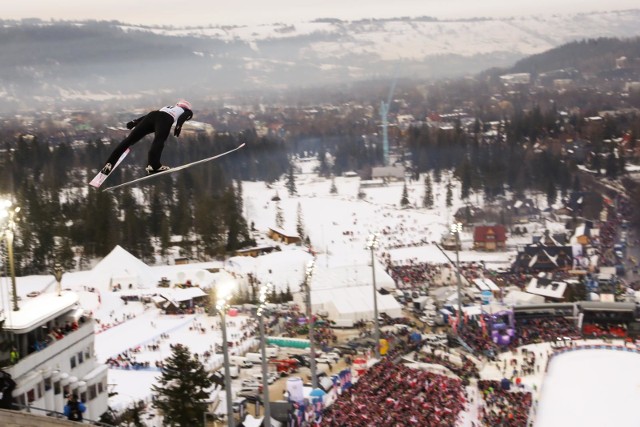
[[100, 100, 193, 176]]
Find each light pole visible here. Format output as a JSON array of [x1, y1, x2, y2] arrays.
[[450, 222, 463, 331], [256, 283, 272, 427], [216, 293, 235, 427], [366, 233, 381, 359], [52, 262, 64, 297], [0, 199, 20, 312], [303, 260, 318, 389]]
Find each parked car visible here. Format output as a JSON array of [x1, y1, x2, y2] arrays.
[[334, 345, 357, 356], [236, 391, 262, 405], [252, 372, 277, 385], [241, 379, 261, 388], [239, 386, 260, 394], [289, 354, 311, 367], [324, 352, 341, 362]]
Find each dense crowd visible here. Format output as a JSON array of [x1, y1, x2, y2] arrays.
[[478, 380, 532, 427], [457, 321, 500, 357], [31, 320, 83, 353], [582, 323, 627, 338], [323, 360, 466, 426], [514, 316, 581, 346], [416, 348, 480, 383], [269, 307, 337, 346], [454, 313, 585, 356], [385, 260, 445, 288]]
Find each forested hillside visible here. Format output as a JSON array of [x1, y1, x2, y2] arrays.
[[0, 130, 288, 274], [506, 37, 640, 77]]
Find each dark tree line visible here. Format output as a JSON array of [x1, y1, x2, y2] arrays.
[[0, 130, 288, 275], [407, 110, 574, 204]]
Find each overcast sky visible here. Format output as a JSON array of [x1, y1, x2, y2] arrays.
[[4, 1, 639, 27]]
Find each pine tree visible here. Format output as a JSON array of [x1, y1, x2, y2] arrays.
[[330, 176, 338, 194], [55, 237, 76, 271], [275, 200, 285, 229], [546, 181, 557, 208], [459, 160, 472, 200], [160, 216, 171, 259], [433, 167, 442, 184], [152, 344, 212, 427], [195, 193, 222, 256], [423, 174, 434, 209], [236, 179, 244, 215], [446, 180, 453, 208], [357, 184, 366, 200], [296, 202, 305, 240], [286, 164, 297, 196], [317, 147, 331, 178], [224, 183, 252, 252], [400, 181, 410, 207], [268, 285, 278, 303]]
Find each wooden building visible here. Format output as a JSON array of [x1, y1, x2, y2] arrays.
[[473, 225, 507, 251]]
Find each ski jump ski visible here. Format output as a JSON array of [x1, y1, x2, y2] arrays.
[[95, 143, 245, 192]]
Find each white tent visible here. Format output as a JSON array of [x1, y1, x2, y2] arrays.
[[291, 255, 401, 322], [91, 245, 154, 289], [296, 285, 402, 322]]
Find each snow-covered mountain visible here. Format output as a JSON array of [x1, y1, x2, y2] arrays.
[[2, 9, 640, 108], [142, 10, 640, 62]]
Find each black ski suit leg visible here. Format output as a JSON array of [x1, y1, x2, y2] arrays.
[[147, 112, 174, 169], [105, 115, 156, 165]]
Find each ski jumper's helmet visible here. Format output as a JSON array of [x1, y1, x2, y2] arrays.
[[176, 100, 192, 110]]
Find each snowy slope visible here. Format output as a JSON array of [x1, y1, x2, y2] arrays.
[[128, 10, 640, 60], [2, 9, 640, 107]]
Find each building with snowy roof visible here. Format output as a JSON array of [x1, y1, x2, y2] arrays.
[[0, 291, 108, 421], [267, 227, 302, 245], [526, 277, 568, 301]]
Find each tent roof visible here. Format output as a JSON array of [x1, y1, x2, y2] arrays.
[[91, 245, 154, 288], [312, 285, 401, 315], [159, 287, 207, 303]]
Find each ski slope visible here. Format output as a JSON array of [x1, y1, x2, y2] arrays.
[[536, 349, 640, 427]]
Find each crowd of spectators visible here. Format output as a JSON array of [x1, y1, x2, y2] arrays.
[[106, 348, 156, 370], [31, 320, 82, 353], [594, 194, 631, 267], [582, 323, 627, 338], [514, 316, 582, 347], [95, 311, 138, 334], [323, 360, 466, 426], [478, 380, 532, 427], [268, 307, 337, 346], [457, 321, 500, 357], [385, 260, 445, 289], [416, 349, 479, 384]]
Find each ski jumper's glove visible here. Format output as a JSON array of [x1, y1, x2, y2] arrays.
[[126, 114, 147, 130], [174, 108, 193, 138]]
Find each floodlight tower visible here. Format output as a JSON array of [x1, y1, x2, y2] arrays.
[[0, 199, 20, 311], [303, 260, 318, 389], [450, 222, 463, 330], [256, 283, 273, 427], [366, 233, 381, 359], [216, 290, 236, 427]]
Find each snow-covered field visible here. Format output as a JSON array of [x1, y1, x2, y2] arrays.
[[536, 349, 640, 427], [4, 161, 640, 425]]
